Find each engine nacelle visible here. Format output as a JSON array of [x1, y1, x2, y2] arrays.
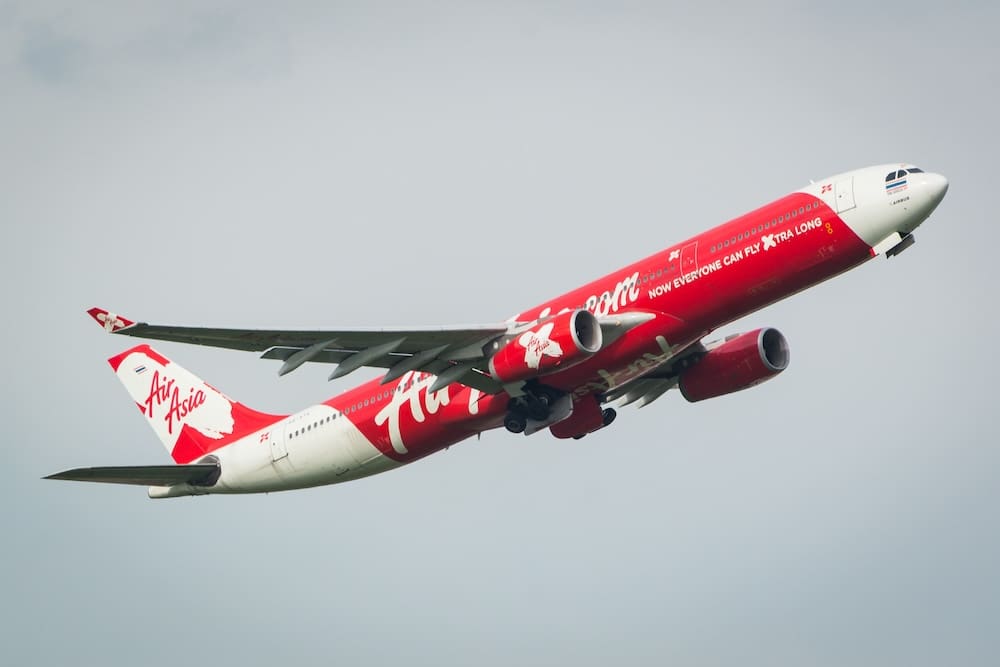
[[678, 328, 789, 402], [489, 309, 603, 384]]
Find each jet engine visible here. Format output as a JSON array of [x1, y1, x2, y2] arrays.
[[489, 309, 602, 384], [678, 328, 789, 402]]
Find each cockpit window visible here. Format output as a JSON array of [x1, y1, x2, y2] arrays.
[[886, 167, 924, 182]]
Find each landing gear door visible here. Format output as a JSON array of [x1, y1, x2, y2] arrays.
[[835, 177, 856, 213]]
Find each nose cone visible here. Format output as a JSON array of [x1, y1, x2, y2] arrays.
[[923, 172, 949, 208], [905, 171, 949, 232]]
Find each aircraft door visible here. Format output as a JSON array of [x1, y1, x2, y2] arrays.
[[269, 428, 288, 462], [835, 177, 856, 213]]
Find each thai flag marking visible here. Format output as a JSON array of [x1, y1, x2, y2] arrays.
[[886, 177, 908, 194]]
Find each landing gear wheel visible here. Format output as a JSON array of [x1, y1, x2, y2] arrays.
[[602, 408, 617, 426], [527, 402, 549, 421], [504, 413, 527, 434], [526, 388, 554, 421]]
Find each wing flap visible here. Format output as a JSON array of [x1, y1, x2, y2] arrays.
[[44, 464, 220, 487]]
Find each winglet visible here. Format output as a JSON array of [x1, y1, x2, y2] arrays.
[[87, 307, 135, 333]]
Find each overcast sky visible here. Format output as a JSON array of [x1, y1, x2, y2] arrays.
[[3, 2, 998, 665]]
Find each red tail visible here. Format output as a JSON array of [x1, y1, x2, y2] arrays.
[[108, 345, 285, 463]]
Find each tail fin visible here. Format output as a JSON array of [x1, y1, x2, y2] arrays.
[[109, 345, 284, 464]]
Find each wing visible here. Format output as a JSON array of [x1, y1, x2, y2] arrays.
[[87, 308, 659, 395], [87, 307, 510, 393], [44, 463, 220, 487]]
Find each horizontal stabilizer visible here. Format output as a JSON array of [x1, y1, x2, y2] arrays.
[[44, 463, 220, 487]]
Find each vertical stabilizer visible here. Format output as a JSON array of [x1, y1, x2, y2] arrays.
[[108, 345, 284, 463]]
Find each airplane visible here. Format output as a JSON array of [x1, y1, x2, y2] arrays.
[[46, 163, 949, 498]]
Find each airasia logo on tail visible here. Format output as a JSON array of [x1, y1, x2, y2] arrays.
[[112, 348, 236, 444], [142, 370, 207, 435]]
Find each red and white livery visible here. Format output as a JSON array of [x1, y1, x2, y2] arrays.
[[48, 164, 949, 498]]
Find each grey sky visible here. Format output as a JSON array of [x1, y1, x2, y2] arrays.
[[3, 2, 998, 665]]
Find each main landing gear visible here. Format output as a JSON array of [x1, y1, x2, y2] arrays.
[[503, 413, 527, 434], [502, 383, 618, 436], [504, 382, 560, 434]]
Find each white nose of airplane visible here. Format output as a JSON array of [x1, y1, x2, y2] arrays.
[[922, 172, 949, 207], [901, 170, 949, 234]]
